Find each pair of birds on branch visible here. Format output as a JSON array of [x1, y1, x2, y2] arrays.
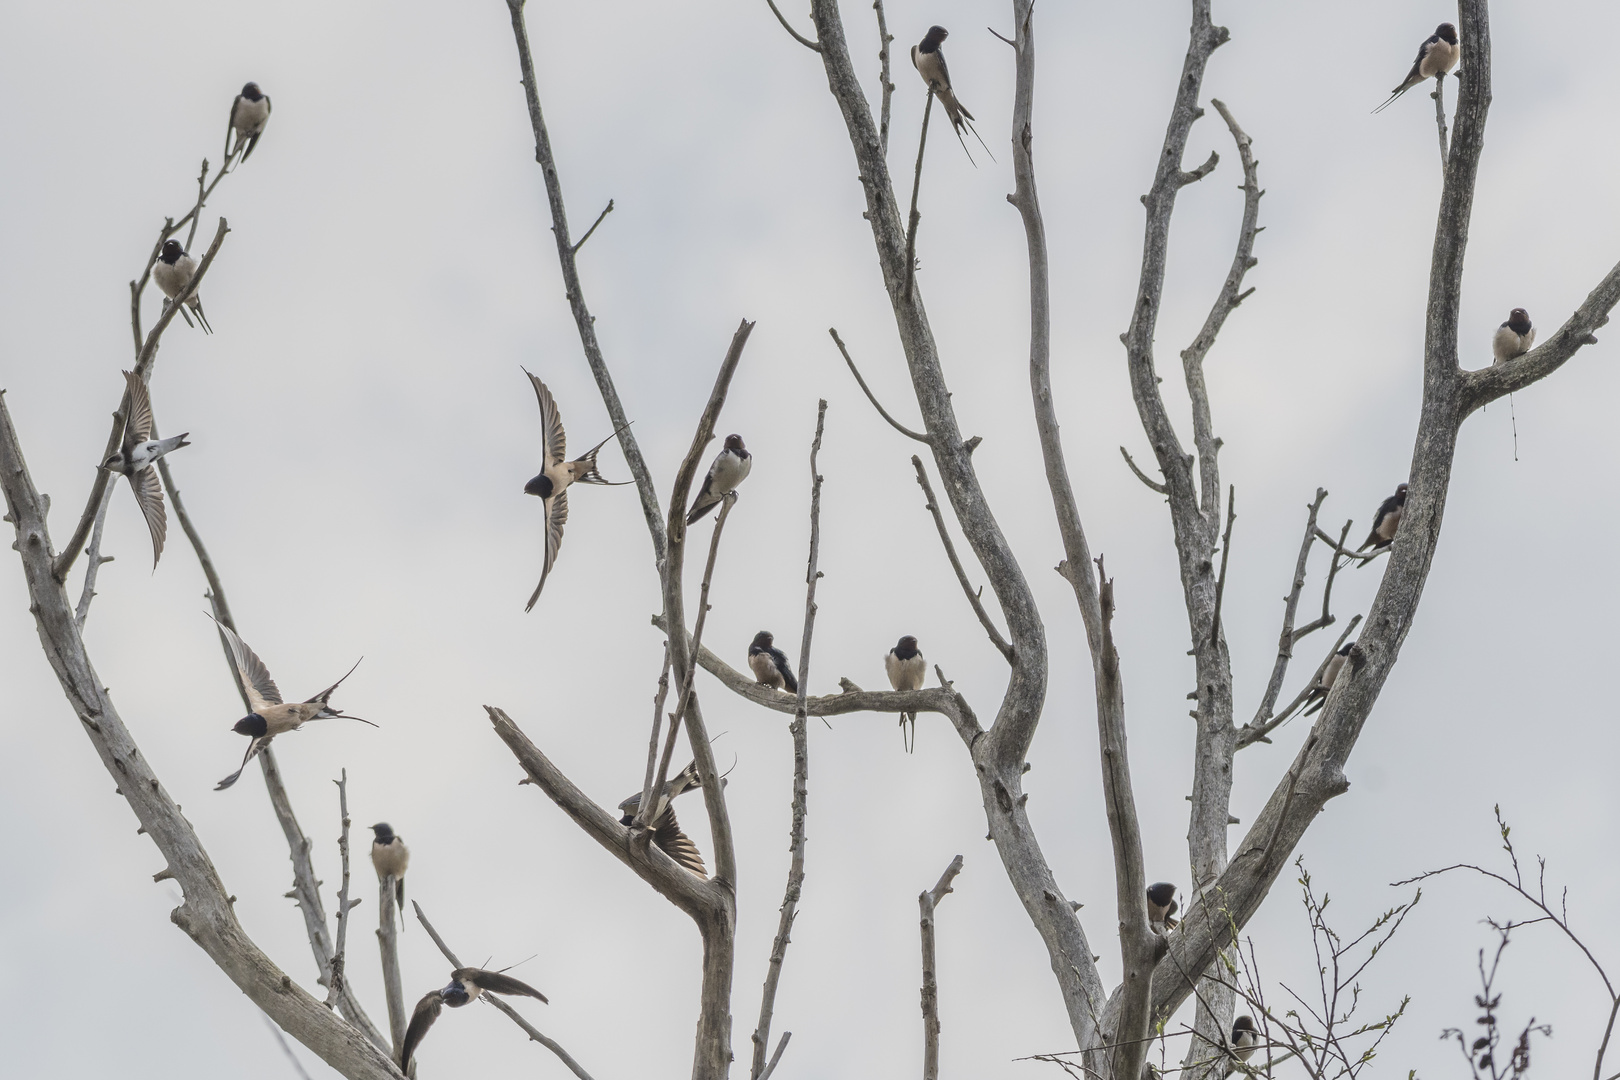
[[520, 370, 751, 611], [748, 632, 927, 751], [150, 82, 273, 335], [1146, 883, 1260, 1060]]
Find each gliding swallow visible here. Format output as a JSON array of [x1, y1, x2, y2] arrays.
[[885, 635, 926, 753], [100, 370, 189, 568], [1146, 881, 1179, 932], [618, 762, 710, 878], [1493, 308, 1535, 365], [1356, 483, 1408, 564], [686, 434, 752, 524], [226, 82, 272, 165], [911, 25, 993, 163], [370, 823, 410, 924], [748, 631, 798, 694], [521, 369, 630, 612], [402, 966, 548, 1072], [153, 240, 213, 333], [1374, 23, 1459, 113], [1231, 1015, 1260, 1061], [1303, 643, 1352, 717], [209, 616, 375, 791]]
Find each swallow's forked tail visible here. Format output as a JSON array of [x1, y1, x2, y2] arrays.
[[576, 420, 636, 485]]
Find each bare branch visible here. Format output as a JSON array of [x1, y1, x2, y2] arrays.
[[873, 0, 894, 157], [902, 92, 934, 302], [1208, 485, 1236, 645], [568, 199, 614, 255], [1119, 446, 1168, 496], [1433, 75, 1450, 170], [912, 456, 1013, 662], [1247, 489, 1328, 728], [829, 328, 928, 443], [504, 0, 668, 568], [1463, 258, 1620, 410], [0, 393, 399, 1079], [633, 642, 674, 834], [920, 854, 964, 1080], [750, 400, 827, 1080], [762, 0, 821, 52], [73, 484, 114, 628], [55, 217, 231, 581], [325, 769, 357, 1009], [411, 902, 596, 1080], [757, 1032, 792, 1080], [377, 872, 408, 1064], [1238, 614, 1361, 750]]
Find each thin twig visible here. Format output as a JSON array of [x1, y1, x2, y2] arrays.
[[874, 0, 895, 156], [1433, 74, 1449, 170], [185, 159, 209, 253], [1120, 447, 1168, 495], [763, 0, 821, 51], [902, 92, 933, 302], [569, 199, 614, 255], [633, 642, 674, 834], [262, 1013, 318, 1080], [758, 1032, 793, 1080], [830, 328, 927, 443], [750, 400, 827, 1080], [73, 484, 114, 628], [912, 456, 1013, 661], [1238, 615, 1361, 749], [920, 855, 965, 1080], [1248, 490, 1328, 727], [325, 770, 356, 1008], [1208, 485, 1236, 645], [411, 902, 596, 1080]]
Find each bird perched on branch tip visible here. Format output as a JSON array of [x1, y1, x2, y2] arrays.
[[226, 82, 272, 165], [370, 823, 410, 929], [911, 25, 993, 164], [101, 370, 189, 568], [686, 434, 751, 524], [1374, 23, 1459, 112]]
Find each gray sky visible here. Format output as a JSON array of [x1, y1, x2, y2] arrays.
[[3, 1, 1618, 1077]]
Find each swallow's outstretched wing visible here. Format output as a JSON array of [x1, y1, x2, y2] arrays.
[[215, 735, 272, 791], [209, 617, 283, 712], [130, 465, 168, 568], [526, 489, 568, 612], [525, 369, 567, 470], [401, 991, 445, 1072], [652, 805, 708, 878]]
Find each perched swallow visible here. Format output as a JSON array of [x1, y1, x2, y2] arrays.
[[1232, 1015, 1260, 1061], [370, 823, 410, 919], [209, 617, 375, 791], [748, 631, 798, 694], [911, 25, 992, 163], [886, 635, 926, 753], [153, 239, 213, 333], [521, 370, 630, 612], [686, 434, 752, 524], [1303, 643, 1352, 717], [1146, 881, 1179, 932], [1356, 483, 1408, 562], [401, 967, 548, 1072], [1374, 23, 1460, 113], [618, 762, 710, 878], [1492, 308, 1535, 365], [100, 370, 189, 568], [226, 82, 272, 164]]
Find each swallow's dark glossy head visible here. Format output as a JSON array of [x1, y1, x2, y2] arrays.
[[525, 472, 553, 498], [723, 434, 746, 453], [1336, 643, 1354, 656], [1507, 308, 1532, 334], [894, 635, 920, 659], [159, 240, 185, 264], [619, 812, 635, 827], [234, 713, 268, 737], [751, 631, 774, 650], [371, 822, 395, 842], [1232, 1015, 1257, 1036], [1394, 482, 1409, 500], [921, 25, 948, 49], [1146, 881, 1177, 908], [1435, 23, 1458, 44], [242, 82, 264, 100]]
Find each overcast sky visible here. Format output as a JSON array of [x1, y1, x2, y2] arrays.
[[3, 1, 1619, 1077]]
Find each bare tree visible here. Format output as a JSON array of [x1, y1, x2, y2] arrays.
[[7, 1, 1620, 1078]]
